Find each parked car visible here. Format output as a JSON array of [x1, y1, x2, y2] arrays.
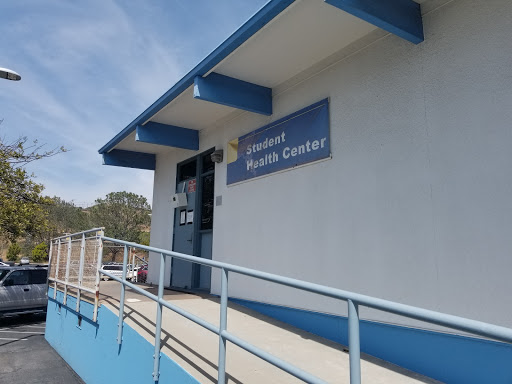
[[0, 265, 48, 316], [19, 257, 30, 265], [137, 266, 148, 283], [100, 264, 124, 280], [100, 264, 140, 281]]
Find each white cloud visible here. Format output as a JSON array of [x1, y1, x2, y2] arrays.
[[0, 0, 266, 206]]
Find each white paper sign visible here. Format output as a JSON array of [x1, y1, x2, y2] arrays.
[[186, 210, 194, 224]]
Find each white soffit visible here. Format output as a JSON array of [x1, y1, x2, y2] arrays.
[[148, 0, 379, 132], [151, 86, 236, 130], [213, 0, 378, 88], [115, 131, 170, 154]]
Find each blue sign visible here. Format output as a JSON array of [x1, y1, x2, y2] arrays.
[[227, 99, 330, 185]]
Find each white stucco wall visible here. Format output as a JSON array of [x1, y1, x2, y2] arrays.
[[149, 0, 512, 328]]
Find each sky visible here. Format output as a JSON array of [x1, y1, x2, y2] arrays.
[[0, 0, 267, 207]]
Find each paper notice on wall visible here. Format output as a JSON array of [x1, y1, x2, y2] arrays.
[[186, 210, 194, 224], [180, 210, 186, 225]]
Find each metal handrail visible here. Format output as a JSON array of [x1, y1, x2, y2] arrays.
[[99, 235, 512, 384], [51, 227, 104, 241], [48, 228, 104, 321]]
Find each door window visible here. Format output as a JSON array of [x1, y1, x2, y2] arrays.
[[202, 152, 215, 173], [201, 174, 214, 230], [30, 270, 48, 284], [7, 270, 30, 285], [178, 160, 197, 182], [0, 269, 9, 281]]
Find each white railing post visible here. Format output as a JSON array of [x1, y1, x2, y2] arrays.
[[132, 249, 136, 283], [93, 230, 104, 322], [348, 299, 361, 384], [117, 245, 129, 344], [63, 236, 72, 305], [76, 233, 86, 312], [218, 268, 229, 384], [47, 239, 53, 281], [54, 239, 62, 299], [152, 252, 166, 381]]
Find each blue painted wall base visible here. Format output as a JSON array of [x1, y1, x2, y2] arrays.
[[45, 288, 198, 384], [230, 298, 512, 384]]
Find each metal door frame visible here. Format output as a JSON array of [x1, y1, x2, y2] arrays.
[[171, 148, 215, 290]]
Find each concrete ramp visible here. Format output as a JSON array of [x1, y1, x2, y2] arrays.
[[99, 282, 439, 384]]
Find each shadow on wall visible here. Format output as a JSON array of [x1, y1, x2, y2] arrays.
[[45, 289, 198, 384]]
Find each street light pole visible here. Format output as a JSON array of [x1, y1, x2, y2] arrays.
[[0, 67, 21, 81]]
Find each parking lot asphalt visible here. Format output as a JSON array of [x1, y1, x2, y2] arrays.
[[0, 313, 84, 384]]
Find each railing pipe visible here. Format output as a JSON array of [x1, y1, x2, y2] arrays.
[[47, 240, 53, 276], [131, 249, 136, 283], [47, 234, 512, 384], [101, 236, 512, 344], [117, 245, 129, 345], [54, 239, 61, 299], [76, 233, 86, 313], [47, 240, 53, 294], [152, 252, 166, 381], [85, 264, 334, 384], [101, 270, 219, 334], [63, 236, 72, 305], [50, 279, 96, 295], [100, 269, 329, 384], [93, 230, 104, 322], [218, 268, 229, 384], [52, 227, 105, 241], [348, 299, 361, 384]]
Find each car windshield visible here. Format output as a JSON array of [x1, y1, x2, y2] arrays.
[[103, 265, 123, 271], [0, 269, 9, 281]]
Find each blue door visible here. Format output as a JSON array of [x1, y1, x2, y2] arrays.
[[171, 150, 215, 291], [170, 178, 196, 289]]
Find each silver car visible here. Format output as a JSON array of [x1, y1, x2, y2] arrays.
[[0, 266, 48, 316]]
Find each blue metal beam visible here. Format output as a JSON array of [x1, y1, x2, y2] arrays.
[[136, 122, 199, 151], [324, 0, 424, 44], [194, 73, 272, 115], [102, 149, 155, 170], [98, 0, 294, 154]]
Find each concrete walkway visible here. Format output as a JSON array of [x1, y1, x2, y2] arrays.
[[98, 281, 440, 384]]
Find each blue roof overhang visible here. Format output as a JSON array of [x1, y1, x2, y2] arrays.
[[99, 0, 425, 169]]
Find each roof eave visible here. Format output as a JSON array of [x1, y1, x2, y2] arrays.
[[98, 0, 296, 154]]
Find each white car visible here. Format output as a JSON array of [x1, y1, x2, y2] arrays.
[[100, 264, 138, 281], [100, 264, 124, 280], [20, 257, 30, 265]]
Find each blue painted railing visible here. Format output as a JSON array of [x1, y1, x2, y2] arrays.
[[93, 235, 512, 384]]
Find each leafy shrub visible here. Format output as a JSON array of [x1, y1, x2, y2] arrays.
[[7, 242, 21, 262], [31, 242, 48, 262]]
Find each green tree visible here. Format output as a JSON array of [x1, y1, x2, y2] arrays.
[[45, 197, 90, 238], [7, 242, 21, 262], [31, 242, 48, 262], [89, 191, 151, 260], [138, 231, 150, 246], [0, 133, 66, 241]]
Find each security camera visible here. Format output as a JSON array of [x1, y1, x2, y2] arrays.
[[211, 149, 223, 163]]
